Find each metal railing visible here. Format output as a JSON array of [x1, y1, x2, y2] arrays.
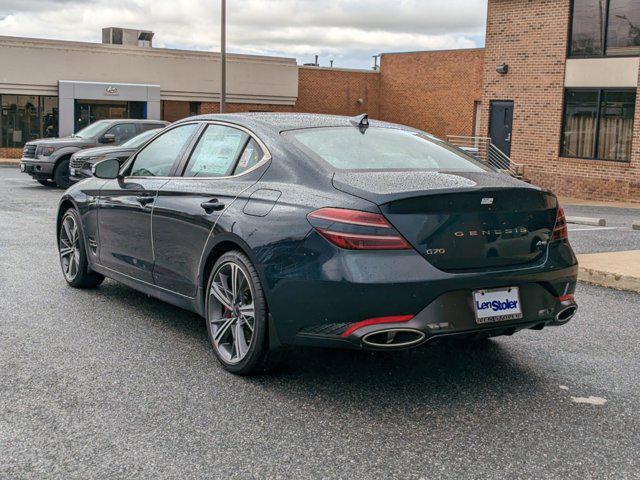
[[446, 135, 525, 179]]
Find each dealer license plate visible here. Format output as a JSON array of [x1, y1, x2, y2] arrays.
[[70, 168, 76, 175], [473, 287, 522, 324], [20, 163, 25, 172]]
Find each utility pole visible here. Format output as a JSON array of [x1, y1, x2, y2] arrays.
[[220, 0, 226, 113]]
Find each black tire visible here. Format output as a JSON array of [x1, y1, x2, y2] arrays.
[[58, 209, 105, 289], [37, 179, 55, 187], [53, 157, 71, 189], [205, 250, 274, 375]]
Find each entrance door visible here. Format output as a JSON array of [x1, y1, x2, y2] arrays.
[[74, 100, 146, 132], [489, 100, 514, 157]]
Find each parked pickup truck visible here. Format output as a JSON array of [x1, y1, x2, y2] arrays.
[[20, 119, 168, 188]]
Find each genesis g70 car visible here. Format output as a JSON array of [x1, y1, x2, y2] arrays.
[[56, 113, 578, 375]]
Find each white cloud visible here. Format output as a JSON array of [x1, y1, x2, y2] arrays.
[[0, 0, 487, 68]]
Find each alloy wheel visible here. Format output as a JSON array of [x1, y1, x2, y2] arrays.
[[59, 214, 81, 282], [209, 261, 256, 364]]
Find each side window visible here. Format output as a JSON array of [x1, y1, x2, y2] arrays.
[[106, 123, 137, 144], [130, 123, 199, 177], [234, 138, 264, 175], [183, 125, 248, 178]]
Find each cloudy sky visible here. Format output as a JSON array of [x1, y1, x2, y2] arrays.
[[0, 0, 487, 69]]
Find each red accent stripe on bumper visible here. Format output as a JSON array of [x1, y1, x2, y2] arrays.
[[341, 315, 414, 338]]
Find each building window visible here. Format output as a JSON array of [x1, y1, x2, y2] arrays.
[[607, 0, 640, 55], [569, 0, 640, 57], [0, 95, 58, 148], [561, 88, 635, 161]]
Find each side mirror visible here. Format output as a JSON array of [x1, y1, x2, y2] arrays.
[[100, 133, 116, 144], [92, 158, 121, 179]]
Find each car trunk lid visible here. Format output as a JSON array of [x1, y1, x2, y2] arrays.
[[333, 171, 558, 271]]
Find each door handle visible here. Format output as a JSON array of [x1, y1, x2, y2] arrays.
[[201, 199, 225, 213], [136, 195, 155, 206]]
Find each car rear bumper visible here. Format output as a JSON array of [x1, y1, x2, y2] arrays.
[[263, 233, 579, 349], [293, 283, 577, 350], [20, 159, 54, 179]]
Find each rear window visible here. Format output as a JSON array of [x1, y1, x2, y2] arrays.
[[285, 127, 487, 172]]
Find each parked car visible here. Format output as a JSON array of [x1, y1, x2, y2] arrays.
[[69, 128, 165, 184], [20, 119, 169, 188], [56, 113, 578, 375]]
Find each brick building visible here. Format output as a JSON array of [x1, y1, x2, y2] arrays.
[[5, 7, 639, 201], [480, 0, 640, 202], [379, 49, 485, 139], [196, 66, 381, 119]]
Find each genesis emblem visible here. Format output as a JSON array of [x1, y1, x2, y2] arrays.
[[481, 197, 494, 205]]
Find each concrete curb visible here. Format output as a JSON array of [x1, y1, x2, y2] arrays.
[[0, 158, 20, 166], [566, 216, 606, 227], [579, 267, 640, 294]]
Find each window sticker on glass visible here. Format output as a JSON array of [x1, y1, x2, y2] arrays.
[[184, 125, 248, 178]]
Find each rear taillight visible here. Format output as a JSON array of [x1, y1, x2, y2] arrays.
[[551, 207, 568, 242], [307, 207, 411, 250], [558, 294, 575, 303]]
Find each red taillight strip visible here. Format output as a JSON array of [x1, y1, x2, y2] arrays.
[[316, 229, 411, 250], [558, 294, 574, 303], [341, 315, 414, 338], [308, 207, 392, 228], [552, 207, 568, 242], [308, 207, 412, 250]]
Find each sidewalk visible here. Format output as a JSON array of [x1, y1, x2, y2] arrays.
[[0, 158, 20, 165], [577, 250, 640, 294]]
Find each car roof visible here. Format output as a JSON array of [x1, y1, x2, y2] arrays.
[[98, 119, 169, 125], [179, 112, 421, 134]]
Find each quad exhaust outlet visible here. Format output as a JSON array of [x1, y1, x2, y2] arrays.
[[555, 305, 578, 324], [362, 328, 426, 348]]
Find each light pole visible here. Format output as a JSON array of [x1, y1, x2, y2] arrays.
[[220, 0, 227, 113]]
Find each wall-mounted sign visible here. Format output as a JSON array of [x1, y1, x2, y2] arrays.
[[105, 86, 119, 96]]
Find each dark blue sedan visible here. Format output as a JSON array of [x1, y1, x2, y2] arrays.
[[56, 113, 578, 375]]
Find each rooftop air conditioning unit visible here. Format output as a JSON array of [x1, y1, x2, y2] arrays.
[[102, 27, 154, 47]]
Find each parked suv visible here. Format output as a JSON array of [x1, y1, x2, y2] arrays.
[[20, 119, 169, 188], [69, 127, 165, 184]]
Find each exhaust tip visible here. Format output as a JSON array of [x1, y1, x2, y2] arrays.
[[555, 305, 578, 323], [362, 328, 425, 349]]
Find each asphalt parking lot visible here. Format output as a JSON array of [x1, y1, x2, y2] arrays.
[[1, 166, 640, 479], [564, 204, 640, 254]]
